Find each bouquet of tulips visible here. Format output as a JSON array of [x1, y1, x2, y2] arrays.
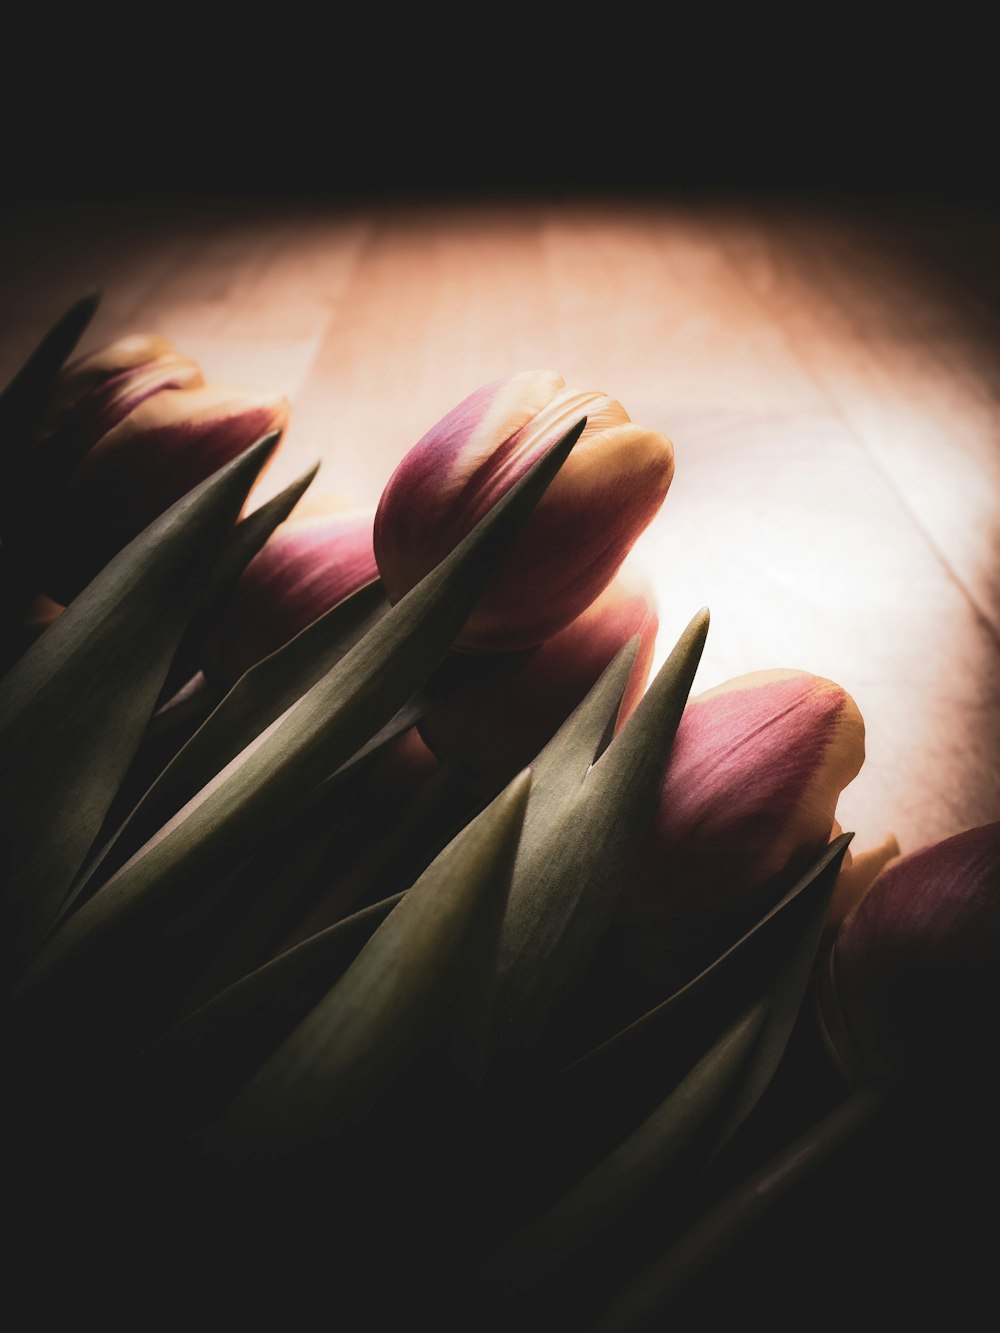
[[2, 294, 997, 1328]]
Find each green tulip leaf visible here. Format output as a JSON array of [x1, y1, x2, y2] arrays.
[[68, 578, 389, 902], [0, 292, 100, 632], [709, 834, 850, 1156], [127, 891, 403, 1142], [0, 432, 279, 974], [205, 771, 531, 1158], [485, 1002, 766, 1293], [490, 608, 710, 1065], [482, 840, 849, 1298], [18, 418, 583, 1001], [180, 664, 506, 1007], [144, 675, 215, 749], [556, 834, 855, 1116], [207, 463, 321, 608], [159, 462, 322, 703], [0, 290, 99, 494], [177, 764, 380, 1009]]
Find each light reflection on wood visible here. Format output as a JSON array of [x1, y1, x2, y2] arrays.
[[1, 195, 997, 860]]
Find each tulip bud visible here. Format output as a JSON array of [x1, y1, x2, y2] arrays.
[[615, 669, 866, 993], [50, 333, 186, 416], [819, 822, 1000, 1085], [207, 500, 377, 686], [48, 330, 204, 423], [419, 567, 658, 787], [374, 370, 674, 651], [46, 380, 291, 602]]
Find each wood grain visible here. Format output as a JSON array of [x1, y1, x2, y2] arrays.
[[2, 194, 997, 862]]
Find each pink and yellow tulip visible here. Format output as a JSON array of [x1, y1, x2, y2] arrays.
[[616, 669, 870, 992], [46, 334, 204, 457], [819, 821, 1000, 1085], [374, 370, 674, 652], [46, 365, 290, 602]]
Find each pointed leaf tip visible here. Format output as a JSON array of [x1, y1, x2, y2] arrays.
[[24, 424, 573, 997], [207, 766, 531, 1157]]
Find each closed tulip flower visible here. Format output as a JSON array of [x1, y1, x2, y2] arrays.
[[46, 378, 291, 602], [420, 566, 658, 787], [374, 370, 674, 652], [208, 500, 377, 686], [46, 334, 204, 449], [615, 669, 869, 993], [819, 821, 1000, 1085]]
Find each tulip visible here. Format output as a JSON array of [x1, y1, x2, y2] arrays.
[[614, 669, 868, 994], [374, 370, 674, 652], [45, 378, 291, 603], [46, 334, 204, 448], [419, 566, 658, 788], [818, 821, 1000, 1085], [51, 333, 189, 404], [207, 500, 378, 686]]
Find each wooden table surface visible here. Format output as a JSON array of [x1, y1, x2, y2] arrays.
[[2, 192, 998, 862]]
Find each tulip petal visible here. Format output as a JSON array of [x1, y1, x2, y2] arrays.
[[52, 332, 179, 416], [826, 828, 900, 928], [624, 670, 865, 925], [209, 503, 378, 686], [375, 371, 673, 651], [20, 418, 583, 1003], [49, 382, 290, 600], [822, 821, 1000, 1083], [464, 421, 671, 650], [49, 353, 206, 471]]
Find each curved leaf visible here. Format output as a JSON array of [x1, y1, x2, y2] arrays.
[[485, 1003, 766, 1292], [0, 432, 279, 972], [127, 892, 403, 1141], [158, 462, 322, 703], [709, 835, 850, 1155], [0, 292, 100, 635], [0, 290, 99, 491], [18, 418, 583, 1001], [206, 771, 531, 1158], [491, 609, 710, 1064], [68, 579, 389, 901], [557, 835, 855, 1109]]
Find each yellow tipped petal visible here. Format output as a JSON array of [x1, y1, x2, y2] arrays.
[[827, 830, 901, 929], [627, 669, 865, 918], [375, 372, 673, 651], [46, 381, 290, 602]]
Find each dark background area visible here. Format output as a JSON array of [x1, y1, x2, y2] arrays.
[[3, 20, 995, 215]]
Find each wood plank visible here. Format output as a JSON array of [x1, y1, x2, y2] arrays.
[[724, 201, 1000, 637], [536, 201, 1000, 857], [283, 201, 557, 506], [1, 197, 996, 866]]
